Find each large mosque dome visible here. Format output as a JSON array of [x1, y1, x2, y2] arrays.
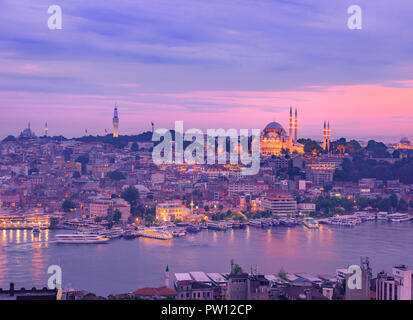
[[262, 121, 286, 138]]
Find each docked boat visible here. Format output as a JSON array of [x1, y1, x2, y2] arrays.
[[279, 218, 298, 227], [248, 219, 263, 228], [137, 229, 173, 240], [303, 217, 319, 229], [32, 224, 41, 235], [207, 221, 227, 231], [172, 228, 187, 237], [271, 219, 280, 227], [104, 227, 124, 239], [376, 212, 388, 220], [123, 230, 139, 240], [186, 225, 201, 233], [354, 211, 376, 221], [326, 215, 361, 227], [55, 233, 110, 244], [388, 213, 411, 222]]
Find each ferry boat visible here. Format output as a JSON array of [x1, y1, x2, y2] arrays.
[[354, 211, 376, 221], [326, 215, 361, 227], [137, 229, 173, 240], [207, 221, 227, 231], [388, 213, 411, 222], [303, 217, 319, 229], [55, 233, 110, 244]]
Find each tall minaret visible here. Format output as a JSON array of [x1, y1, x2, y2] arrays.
[[113, 105, 119, 138], [44, 122, 48, 137], [165, 265, 170, 288], [327, 121, 331, 152], [294, 108, 298, 143], [323, 121, 327, 151], [151, 122, 154, 134], [288, 107, 293, 150]]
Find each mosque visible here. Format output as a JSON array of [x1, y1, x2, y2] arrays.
[[260, 107, 304, 156]]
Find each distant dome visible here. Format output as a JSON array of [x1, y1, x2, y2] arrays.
[[265, 122, 284, 130], [400, 137, 411, 145]]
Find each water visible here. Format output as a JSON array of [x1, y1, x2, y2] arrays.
[[0, 221, 413, 296]]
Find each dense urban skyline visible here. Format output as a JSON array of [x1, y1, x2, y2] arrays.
[[1, 0, 413, 140]]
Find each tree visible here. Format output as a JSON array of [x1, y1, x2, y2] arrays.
[[389, 194, 398, 208], [76, 155, 89, 174], [121, 186, 140, 211], [107, 170, 126, 181], [232, 264, 244, 275], [28, 168, 39, 175], [131, 142, 139, 151], [278, 268, 288, 281], [62, 199, 76, 212], [72, 171, 81, 179], [397, 199, 408, 212], [112, 209, 122, 223]]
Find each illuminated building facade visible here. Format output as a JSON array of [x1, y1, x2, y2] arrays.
[[260, 107, 304, 156], [156, 201, 189, 222], [262, 195, 297, 216]]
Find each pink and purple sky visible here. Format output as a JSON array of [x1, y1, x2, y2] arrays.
[[1, 0, 413, 141]]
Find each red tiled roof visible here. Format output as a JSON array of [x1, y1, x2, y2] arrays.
[[132, 287, 177, 296], [156, 287, 177, 295], [132, 287, 158, 296]]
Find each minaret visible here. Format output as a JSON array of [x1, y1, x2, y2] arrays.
[[288, 107, 293, 150], [113, 105, 119, 138], [151, 122, 154, 134], [323, 121, 327, 151], [294, 108, 298, 143], [165, 265, 170, 288], [44, 122, 48, 137], [327, 121, 331, 152]]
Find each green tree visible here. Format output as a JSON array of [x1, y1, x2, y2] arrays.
[[131, 142, 139, 151], [389, 194, 398, 208], [278, 268, 288, 281], [107, 170, 126, 181], [76, 155, 89, 174], [28, 168, 39, 175], [62, 199, 76, 212], [121, 186, 140, 211], [397, 199, 408, 212], [112, 209, 122, 223], [72, 171, 81, 179]]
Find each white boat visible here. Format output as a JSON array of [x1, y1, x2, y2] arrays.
[[326, 215, 361, 227], [303, 217, 319, 229], [55, 233, 110, 244], [388, 213, 411, 222], [137, 229, 173, 240], [376, 212, 388, 220]]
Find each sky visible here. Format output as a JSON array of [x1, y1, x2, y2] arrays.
[[0, 0, 413, 141]]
